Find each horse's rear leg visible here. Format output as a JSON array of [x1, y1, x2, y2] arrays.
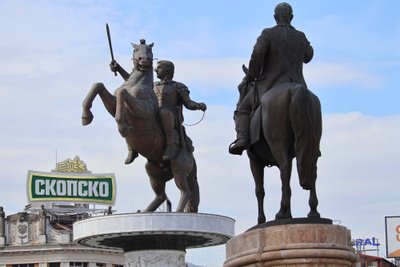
[[308, 178, 320, 218], [186, 178, 199, 213], [271, 147, 293, 219], [185, 161, 199, 213], [174, 174, 191, 212], [145, 184, 167, 212], [82, 82, 116, 125], [250, 158, 266, 224], [299, 155, 320, 218], [144, 162, 168, 212]]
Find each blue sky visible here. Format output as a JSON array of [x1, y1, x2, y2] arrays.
[[0, 0, 399, 265]]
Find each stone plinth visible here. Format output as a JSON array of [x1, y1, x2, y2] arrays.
[[74, 212, 235, 266], [125, 250, 186, 267], [224, 222, 356, 267]]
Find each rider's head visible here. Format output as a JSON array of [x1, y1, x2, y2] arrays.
[[274, 2, 293, 25], [155, 60, 174, 80]]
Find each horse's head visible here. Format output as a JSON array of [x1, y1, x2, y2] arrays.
[[237, 64, 252, 102], [132, 39, 154, 71]]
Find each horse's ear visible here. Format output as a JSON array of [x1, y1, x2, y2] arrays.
[[242, 64, 248, 74], [131, 43, 138, 49], [149, 42, 154, 48]]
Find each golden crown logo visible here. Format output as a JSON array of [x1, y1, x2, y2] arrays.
[[53, 156, 89, 173]]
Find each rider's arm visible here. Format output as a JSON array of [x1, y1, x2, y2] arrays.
[[304, 40, 314, 64], [247, 29, 270, 80], [110, 61, 130, 81], [301, 31, 314, 64], [179, 85, 207, 111]]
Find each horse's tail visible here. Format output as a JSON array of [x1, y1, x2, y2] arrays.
[[186, 159, 200, 212], [290, 85, 322, 190]]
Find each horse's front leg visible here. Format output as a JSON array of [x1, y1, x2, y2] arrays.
[[82, 82, 116, 125], [308, 178, 320, 218], [275, 159, 293, 219], [249, 158, 266, 224]]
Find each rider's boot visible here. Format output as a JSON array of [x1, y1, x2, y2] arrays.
[[125, 150, 138, 164], [229, 114, 250, 155], [164, 142, 177, 161]]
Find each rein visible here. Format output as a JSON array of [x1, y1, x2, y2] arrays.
[[183, 111, 206, 126]]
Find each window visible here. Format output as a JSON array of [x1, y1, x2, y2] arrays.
[[12, 265, 35, 267], [49, 263, 60, 267]]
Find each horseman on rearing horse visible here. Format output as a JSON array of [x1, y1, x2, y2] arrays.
[[82, 36, 205, 212]]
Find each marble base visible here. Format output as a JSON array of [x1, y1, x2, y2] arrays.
[[125, 250, 186, 267], [74, 212, 235, 266], [73, 212, 235, 251], [224, 223, 356, 267]]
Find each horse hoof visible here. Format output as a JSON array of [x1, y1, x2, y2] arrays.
[[82, 115, 94, 126], [307, 211, 320, 219], [275, 210, 292, 220]]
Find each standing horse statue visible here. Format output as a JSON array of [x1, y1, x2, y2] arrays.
[[239, 67, 322, 224], [81, 39, 199, 212]]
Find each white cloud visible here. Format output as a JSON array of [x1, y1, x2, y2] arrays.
[[150, 58, 384, 93], [305, 62, 383, 89], [170, 58, 247, 90]]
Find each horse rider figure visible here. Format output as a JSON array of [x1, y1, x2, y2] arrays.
[[229, 2, 314, 155], [123, 60, 207, 163], [154, 60, 207, 161]]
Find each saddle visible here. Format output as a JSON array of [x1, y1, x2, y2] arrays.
[[173, 127, 194, 153]]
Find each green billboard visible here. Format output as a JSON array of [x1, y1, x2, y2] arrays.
[[27, 171, 116, 204]]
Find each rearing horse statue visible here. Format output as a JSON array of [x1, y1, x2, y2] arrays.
[[81, 40, 199, 212]]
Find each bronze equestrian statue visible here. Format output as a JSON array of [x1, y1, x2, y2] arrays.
[[82, 38, 204, 212], [230, 2, 322, 224]]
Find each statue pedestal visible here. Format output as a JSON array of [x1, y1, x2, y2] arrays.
[[74, 212, 235, 266], [224, 220, 356, 267], [125, 250, 186, 267]]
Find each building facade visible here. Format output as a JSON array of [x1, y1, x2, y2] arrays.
[[0, 157, 124, 267]]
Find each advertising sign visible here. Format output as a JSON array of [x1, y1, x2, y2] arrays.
[[385, 216, 400, 257], [352, 237, 380, 248], [27, 170, 116, 205]]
